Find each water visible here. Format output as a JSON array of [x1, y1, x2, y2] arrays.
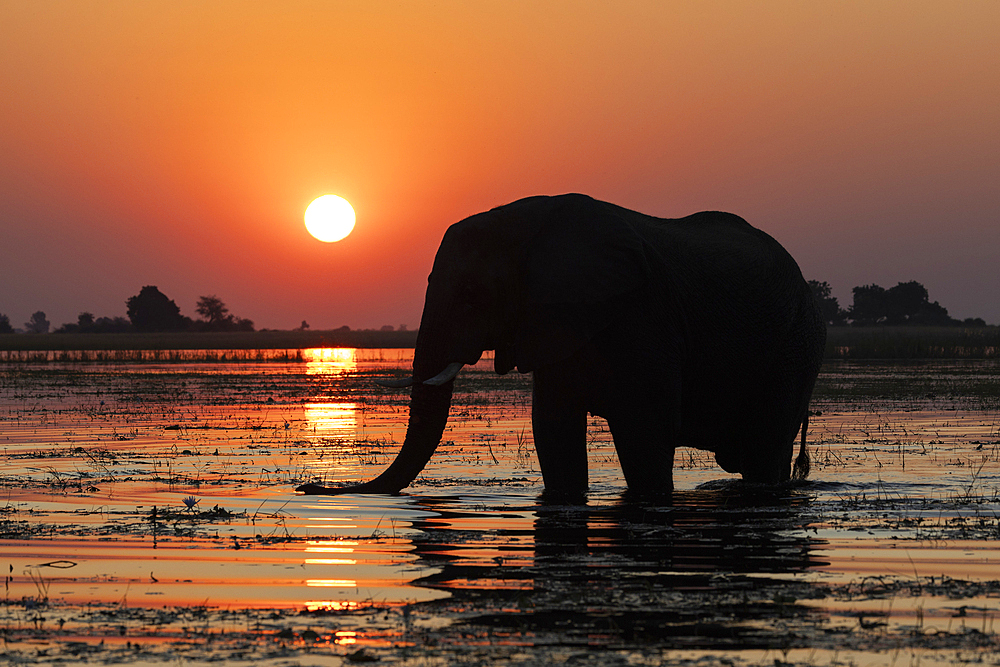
[[1, 351, 999, 660]]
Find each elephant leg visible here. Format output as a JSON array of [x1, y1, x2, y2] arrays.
[[531, 366, 589, 494], [606, 414, 676, 495]]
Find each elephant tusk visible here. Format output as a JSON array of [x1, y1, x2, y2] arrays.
[[423, 362, 464, 386], [374, 376, 415, 388]]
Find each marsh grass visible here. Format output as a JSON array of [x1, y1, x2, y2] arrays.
[[0, 329, 417, 356], [4, 326, 998, 360], [826, 326, 1000, 359]]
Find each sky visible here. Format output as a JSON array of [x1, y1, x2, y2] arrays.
[[2, 1, 999, 330]]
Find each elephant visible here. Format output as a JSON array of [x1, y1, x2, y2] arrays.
[[297, 194, 826, 497]]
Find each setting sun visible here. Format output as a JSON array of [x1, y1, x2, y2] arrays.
[[304, 195, 356, 243]]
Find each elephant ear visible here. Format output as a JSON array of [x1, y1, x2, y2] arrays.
[[514, 197, 650, 372]]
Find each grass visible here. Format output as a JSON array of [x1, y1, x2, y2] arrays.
[[0, 328, 417, 357], [826, 325, 1000, 359], [3, 325, 999, 359]]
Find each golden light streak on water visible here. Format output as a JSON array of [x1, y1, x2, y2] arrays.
[[303, 347, 358, 375], [303, 601, 365, 612], [335, 631, 358, 645], [303, 402, 357, 436], [307, 579, 358, 587], [306, 541, 358, 553]]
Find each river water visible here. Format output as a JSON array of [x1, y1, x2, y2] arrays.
[[1, 350, 998, 661]]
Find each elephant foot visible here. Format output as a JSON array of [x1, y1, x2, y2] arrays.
[[538, 488, 588, 506], [714, 450, 742, 474]]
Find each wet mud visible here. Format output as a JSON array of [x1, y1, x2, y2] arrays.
[[1, 352, 999, 665]]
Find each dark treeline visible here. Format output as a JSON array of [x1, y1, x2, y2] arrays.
[[0, 286, 258, 335], [809, 280, 988, 327], [2, 281, 991, 338]]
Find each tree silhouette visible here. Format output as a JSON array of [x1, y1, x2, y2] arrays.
[[848, 281, 954, 326], [848, 284, 888, 326], [92, 316, 133, 333], [808, 280, 847, 326], [126, 286, 186, 332], [193, 295, 254, 332], [0, 313, 13, 334], [196, 295, 229, 325], [25, 311, 50, 334]]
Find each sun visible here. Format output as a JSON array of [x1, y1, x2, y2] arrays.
[[304, 195, 356, 243]]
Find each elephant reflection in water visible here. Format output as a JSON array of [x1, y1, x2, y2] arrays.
[[401, 492, 827, 645], [297, 194, 826, 497]]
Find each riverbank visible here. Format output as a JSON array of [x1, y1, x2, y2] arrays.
[[1, 325, 998, 358], [0, 329, 417, 352]]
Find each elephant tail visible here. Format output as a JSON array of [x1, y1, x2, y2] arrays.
[[792, 412, 811, 481]]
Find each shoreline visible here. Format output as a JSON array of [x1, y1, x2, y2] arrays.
[[0, 325, 998, 358]]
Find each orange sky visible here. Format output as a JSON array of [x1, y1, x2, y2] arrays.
[[2, 1, 999, 329]]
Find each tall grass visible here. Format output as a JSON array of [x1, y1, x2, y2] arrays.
[[0, 329, 417, 353], [3, 326, 998, 361], [825, 326, 1000, 359]]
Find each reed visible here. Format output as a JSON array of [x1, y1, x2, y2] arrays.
[[0, 329, 417, 353], [3, 325, 998, 359], [825, 326, 1000, 359]]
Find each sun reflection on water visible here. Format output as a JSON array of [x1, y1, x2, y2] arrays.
[[306, 580, 358, 587], [303, 347, 357, 375], [304, 402, 357, 436], [305, 559, 357, 565], [305, 540, 359, 554], [303, 601, 365, 613], [335, 631, 358, 645]]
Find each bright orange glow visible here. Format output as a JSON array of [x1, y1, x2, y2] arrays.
[[304, 195, 356, 243], [335, 631, 358, 645], [307, 579, 358, 587], [3, 3, 1000, 327], [303, 402, 357, 437], [303, 348, 358, 375], [304, 601, 364, 612], [306, 541, 358, 553]]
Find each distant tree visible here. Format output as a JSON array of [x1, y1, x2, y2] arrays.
[[807, 281, 848, 326], [399, 324, 408, 331], [297, 320, 310, 331], [963, 317, 987, 327], [232, 317, 255, 332], [58, 313, 135, 334], [847, 284, 888, 326], [127, 286, 186, 332], [56, 311, 97, 333], [92, 316, 134, 333], [848, 281, 956, 326], [882, 281, 927, 325], [196, 295, 229, 325], [25, 311, 50, 334], [0, 313, 13, 334], [193, 295, 254, 332], [380, 325, 395, 332]]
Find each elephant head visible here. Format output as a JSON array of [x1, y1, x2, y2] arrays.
[[296, 194, 651, 495]]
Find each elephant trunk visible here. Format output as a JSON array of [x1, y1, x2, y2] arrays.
[[347, 380, 456, 493], [298, 379, 454, 495], [297, 275, 475, 495]]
